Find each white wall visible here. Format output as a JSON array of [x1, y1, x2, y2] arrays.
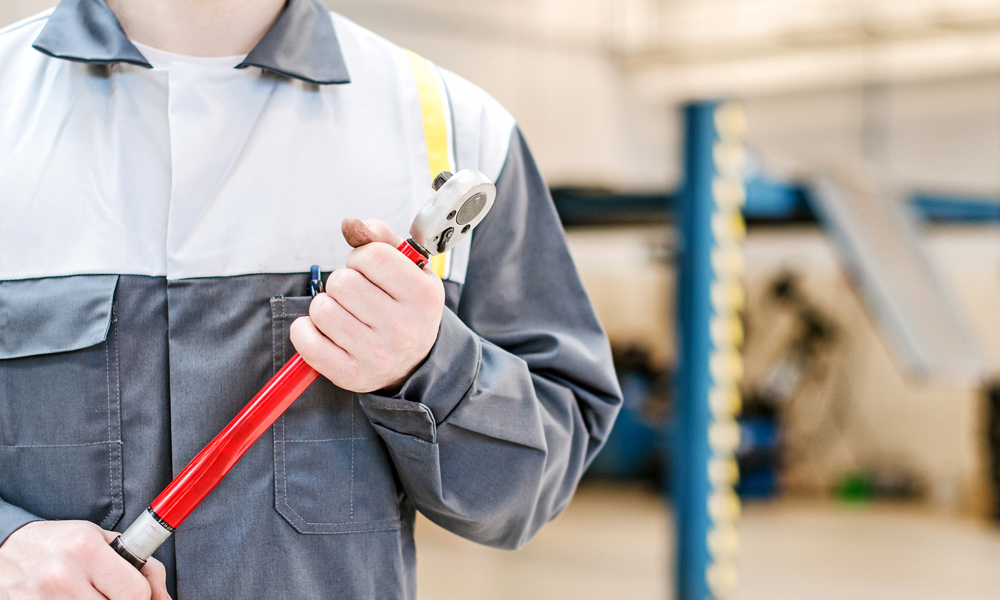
[[743, 76, 1000, 196], [568, 224, 1000, 510], [328, 0, 675, 191], [0, 0, 52, 25]]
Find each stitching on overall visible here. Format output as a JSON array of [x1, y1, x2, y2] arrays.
[[280, 301, 292, 521], [0, 441, 122, 449], [287, 522, 402, 535], [350, 397, 355, 520], [107, 315, 124, 526], [291, 517, 401, 528], [270, 300, 307, 529], [272, 300, 401, 533], [99, 318, 117, 528], [278, 437, 372, 443], [271, 299, 281, 517], [277, 301, 313, 529]]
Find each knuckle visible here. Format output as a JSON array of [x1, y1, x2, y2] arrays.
[[396, 324, 417, 350], [308, 295, 333, 324], [342, 354, 360, 376], [328, 271, 363, 303], [146, 558, 167, 578], [366, 219, 390, 235], [432, 278, 445, 301], [351, 246, 380, 273], [335, 369, 358, 391], [289, 319, 323, 360], [298, 335, 323, 361], [377, 241, 403, 263], [127, 587, 151, 600], [288, 317, 310, 345], [327, 268, 353, 291], [365, 245, 391, 270], [370, 345, 392, 368], [416, 278, 445, 307], [64, 531, 95, 557], [39, 564, 76, 594], [345, 268, 368, 291], [121, 589, 148, 600], [122, 571, 152, 600]]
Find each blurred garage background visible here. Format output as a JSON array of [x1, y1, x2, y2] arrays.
[[4, 0, 1000, 598]]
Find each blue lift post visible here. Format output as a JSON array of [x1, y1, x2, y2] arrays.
[[673, 101, 746, 600]]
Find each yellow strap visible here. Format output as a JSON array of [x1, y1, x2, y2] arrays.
[[405, 50, 453, 279], [405, 50, 452, 180]]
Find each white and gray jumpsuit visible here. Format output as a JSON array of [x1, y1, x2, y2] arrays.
[[0, 0, 623, 597]]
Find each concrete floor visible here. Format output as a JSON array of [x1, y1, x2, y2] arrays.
[[415, 482, 1000, 600]]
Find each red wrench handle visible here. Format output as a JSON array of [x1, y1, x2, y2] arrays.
[[397, 239, 430, 268], [150, 354, 318, 527], [111, 241, 429, 568]]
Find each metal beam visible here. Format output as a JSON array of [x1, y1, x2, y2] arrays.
[[673, 101, 745, 600]]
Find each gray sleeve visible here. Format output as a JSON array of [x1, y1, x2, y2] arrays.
[[359, 128, 622, 550], [0, 497, 41, 547]]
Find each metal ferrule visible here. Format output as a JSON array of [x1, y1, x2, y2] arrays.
[[117, 508, 174, 564]]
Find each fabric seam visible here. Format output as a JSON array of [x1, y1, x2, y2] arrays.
[[271, 298, 401, 533]]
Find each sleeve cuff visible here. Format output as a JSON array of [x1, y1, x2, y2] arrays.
[[0, 502, 41, 548], [359, 309, 481, 441]]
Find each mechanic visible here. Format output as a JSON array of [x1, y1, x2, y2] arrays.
[[0, 0, 622, 598]]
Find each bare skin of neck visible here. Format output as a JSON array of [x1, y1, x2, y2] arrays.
[[107, 0, 287, 56]]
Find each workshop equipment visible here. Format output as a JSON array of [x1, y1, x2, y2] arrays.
[[810, 165, 987, 383], [110, 169, 496, 570]]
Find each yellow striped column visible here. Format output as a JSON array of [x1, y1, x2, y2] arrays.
[[674, 101, 747, 600]]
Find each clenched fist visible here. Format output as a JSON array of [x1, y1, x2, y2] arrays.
[[0, 520, 170, 600], [290, 217, 445, 394]]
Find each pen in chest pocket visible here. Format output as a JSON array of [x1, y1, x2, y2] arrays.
[[310, 264, 324, 297], [109, 169, 496, 569]]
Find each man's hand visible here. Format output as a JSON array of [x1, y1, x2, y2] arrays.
[[290, 217, 446, 394], [0, 520, 170, 600]]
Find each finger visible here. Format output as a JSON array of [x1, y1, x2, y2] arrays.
[[89, 539, 151, 600], [308, 293, 373, 352], [346, 242, 431, 302], [140, 558, 170, 600], [289, 316, 358, 383], [324, 268, 394, 328], [99, 529, 122, 545], [341, 217, 378, 248], [38, 571, 106, 600], [151, 583, 172, 600], [341, 217, 404, 249], [83, 587, 110, 600]]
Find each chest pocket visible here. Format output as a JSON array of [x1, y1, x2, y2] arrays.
[[0, 275, 124, 529], [269, 296, 401, 534]]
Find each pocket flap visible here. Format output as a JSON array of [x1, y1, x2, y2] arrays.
[[0, 275, 119, 359]]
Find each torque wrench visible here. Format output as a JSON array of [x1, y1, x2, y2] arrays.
[[110, 169, 496, 569]]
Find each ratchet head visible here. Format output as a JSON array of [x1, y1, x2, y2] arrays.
[[410, 169, 496, 256]]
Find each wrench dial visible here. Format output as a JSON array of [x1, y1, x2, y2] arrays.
[[410, 169, 496, 256]]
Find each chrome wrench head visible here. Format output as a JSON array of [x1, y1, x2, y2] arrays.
[[409, 169, 496, 256]]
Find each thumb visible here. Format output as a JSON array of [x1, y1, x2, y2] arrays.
[[341, 217, 405, 249]]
